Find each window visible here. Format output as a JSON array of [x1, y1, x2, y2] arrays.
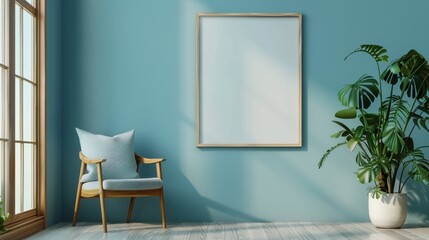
[[0, 0, 45, 238]]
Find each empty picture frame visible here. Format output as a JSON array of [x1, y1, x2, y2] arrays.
[[196, 13, 302, 147]]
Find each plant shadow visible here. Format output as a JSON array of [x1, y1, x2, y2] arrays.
[[404, 181, 429, 224]]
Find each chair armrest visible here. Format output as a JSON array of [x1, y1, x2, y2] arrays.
[[79, 151, 106, 165], [135, 153, 166, 164]]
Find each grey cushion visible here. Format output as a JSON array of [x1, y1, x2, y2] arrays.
[[82, 178, 163, 191]]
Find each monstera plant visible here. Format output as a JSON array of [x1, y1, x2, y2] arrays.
[[318, 45, 429, 228]]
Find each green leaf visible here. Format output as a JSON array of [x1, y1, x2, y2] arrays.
[[318, 141, 347, 168], [338, 75, 379, 109], [376, 156, 390, 173], [359, 113, 379, 125], [403, 149, 425, 165], [357, 165, 376, 184], [412, 97, 429, 131], [354, 126, 364, 139], [369, 187, 382, 199], [379, 95, 411, 154], [359, 113, 380, 132], [397, 50, 429, 99], [356, 152, 366, 166], [330, 130, 344, 138], [345, 44, 389, 62], [347, 138, 358, 151], [404, 137, 414, 151], [410, 161, 429, 185], [421, 118, 429, 131], [416, 97, 429, 114], [332, 121, 354, 135], [381, 95, 410, 125], [382, 120, 405, 154], [346, 125, 364, 152], [390, 62, 401, 74], [335, 108, 357, 119]]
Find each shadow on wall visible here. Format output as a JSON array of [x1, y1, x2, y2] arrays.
[[162, 170, 263, 222], [406, 181, 429, 223]]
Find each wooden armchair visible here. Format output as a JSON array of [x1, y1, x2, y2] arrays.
[[72, 152, 167, 232]]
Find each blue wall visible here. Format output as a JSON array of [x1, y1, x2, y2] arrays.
[[59, 0, 429, 223], [46, 0, 62, 226]]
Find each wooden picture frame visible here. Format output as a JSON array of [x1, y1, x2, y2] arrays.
[[196, 13, 302, 147]]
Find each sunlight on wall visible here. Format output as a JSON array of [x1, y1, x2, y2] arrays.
[[242, 41, 299, 143]]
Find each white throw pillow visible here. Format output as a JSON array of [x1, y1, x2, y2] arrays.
[[76, 128, 139, 182]]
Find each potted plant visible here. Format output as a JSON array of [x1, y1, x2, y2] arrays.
[[0, 197, 9, 234], [318, 44, 429, 228]]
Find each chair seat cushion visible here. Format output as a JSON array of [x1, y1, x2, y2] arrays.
[[82, 178, 163, 191]]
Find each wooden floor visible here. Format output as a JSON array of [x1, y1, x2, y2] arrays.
[[25, 222, 429, 240]]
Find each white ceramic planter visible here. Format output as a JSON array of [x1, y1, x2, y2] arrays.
[[368, 192, 407, 228]]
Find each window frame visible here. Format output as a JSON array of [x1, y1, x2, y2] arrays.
[[0, 0, 45, 238]]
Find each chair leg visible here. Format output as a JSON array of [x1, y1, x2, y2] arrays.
[[73, 162, 86, 226], [72, 183, 83, 226], [160, 189, 167, 228], [99, 193, 107, 233], [96, 163, 107, 233], [127, 197, 135, 223]]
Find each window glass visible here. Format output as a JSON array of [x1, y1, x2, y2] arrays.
[[15, 78, 20, 140], [23, 143, 34, 211], [15, 5, 20, 76], [0, 0, 4, 64], [0, 70, 4, 138], [23, 10, 33, 81], [22, 81, 33, 141], [15, 143, 21, 213], [25, 0, 35, 7]]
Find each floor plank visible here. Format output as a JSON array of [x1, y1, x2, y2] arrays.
[[206, 222, 223, 240], [161, 222, 208, 240], [316, 223, 359, 240], [261, 222, 283, 240], [223, 223, 240, 240], [303, 223, 337, 240], [244, 222, 268, 240], [356, 222, 417, 240], [402, 226, 429, 240], [25, 222, 429, 240]]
